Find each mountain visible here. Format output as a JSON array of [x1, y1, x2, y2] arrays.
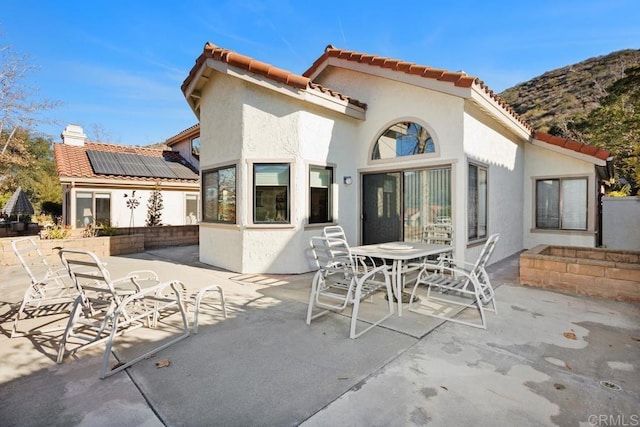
[[499, 49, 640, 134]]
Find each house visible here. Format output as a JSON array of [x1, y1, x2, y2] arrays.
[[180, 42, 613, 274], [165, 123, 200, 171], [54, 124, 200, 229]]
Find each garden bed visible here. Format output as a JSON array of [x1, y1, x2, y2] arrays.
[[520, 245, 640, 302]]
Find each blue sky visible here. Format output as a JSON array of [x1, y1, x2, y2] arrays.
[[2, 0, 638, 146]]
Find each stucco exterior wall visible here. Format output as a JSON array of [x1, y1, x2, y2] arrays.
[[314, 68, 466, 249], [523, 143, 599, 248], [463, 103, 525, 263], [198, 73, 360, 273], [67, 186, 199, 229]]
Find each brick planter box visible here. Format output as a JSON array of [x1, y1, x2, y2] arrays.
[[520, 245, 640, 302]]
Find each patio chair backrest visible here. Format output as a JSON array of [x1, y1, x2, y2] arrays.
[[309, 236, 356, 275], [470, 233, 500, 277], [322, 225, 347, 241], [423, 223, 453, 245], [59, 249, 125, 309], [11, 237, 57, 285]]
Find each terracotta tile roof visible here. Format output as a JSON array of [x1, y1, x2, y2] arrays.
[[303, 45, 533, 132], [54, 142, 198, 182], [181, 42, 366, 109], [533, 131, 610, 161]]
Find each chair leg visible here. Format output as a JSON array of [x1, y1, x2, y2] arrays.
[[192, 285, 227, 334]]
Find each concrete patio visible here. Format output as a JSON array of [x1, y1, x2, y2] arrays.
[[0, 245, 638, 426]]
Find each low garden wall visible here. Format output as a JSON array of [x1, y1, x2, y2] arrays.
[[0, 225, 200, 266], [520, 245, 640, 302], [0, 234, 145, 266], [114, 225, 199, 250]]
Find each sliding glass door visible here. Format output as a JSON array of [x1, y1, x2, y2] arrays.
[[362, 167, 451, 244]]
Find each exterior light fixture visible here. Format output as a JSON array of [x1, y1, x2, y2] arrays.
[[343, 176, 353, 185]]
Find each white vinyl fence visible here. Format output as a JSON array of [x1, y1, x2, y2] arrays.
[[602, 196, 640, 250]]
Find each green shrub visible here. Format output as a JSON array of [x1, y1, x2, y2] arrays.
[[42, 224, 71, 239]]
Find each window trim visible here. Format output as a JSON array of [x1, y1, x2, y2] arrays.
[[534, 176, 588, 231], [252, 162, 292, 225], [368, 118, 440, 165], [467, 162, 488, 243], [308, 164, 335, 225], [201, 164, 237, 224]]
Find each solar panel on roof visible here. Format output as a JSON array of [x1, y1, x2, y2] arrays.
[[113, 152, 156, 177], [140, 155, 178, 179], [86, 149, 197, 180], [87, 150, 126, 175], [167, 161, 199, 179]]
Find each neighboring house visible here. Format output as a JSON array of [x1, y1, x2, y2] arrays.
[[180, 42, 613, 274], [54, 124, 200, 229], [165, 123, 200, 171]]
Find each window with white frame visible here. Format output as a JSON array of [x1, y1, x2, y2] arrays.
[[309, 166, 333, 224], [536, 177, 587, 230], [254, 163, 290, 224], [185, 193, 199, 224], [202, 165, 236, 223], [75, 192, 111, 228], [468, 163, 487, 241]]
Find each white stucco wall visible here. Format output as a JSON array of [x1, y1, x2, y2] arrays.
[[198, 73, 359, 273], [523, 143, 599, 248], [463, 103, 525, 264], [68, 186, 198, 228]]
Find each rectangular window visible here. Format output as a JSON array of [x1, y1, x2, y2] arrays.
[[75, 192, 111, 228], [185, 194, 199, 224], [536, 177, 587, 230], [95, 194, 111, 226], [309, 166, 333, 224], [254, 163, 290, 223], [202, 165, 236, 223], [468, 164, 488, 241]]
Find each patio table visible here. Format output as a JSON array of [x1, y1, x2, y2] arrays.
[[350, 242, 453, 317]]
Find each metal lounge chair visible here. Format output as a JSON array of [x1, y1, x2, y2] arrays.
[[56, 249, 190, 379], [307, 236, 394, 339], [408, 233, 500, 329], [9, 237, 78, 338], [157, 281, 228, 334]]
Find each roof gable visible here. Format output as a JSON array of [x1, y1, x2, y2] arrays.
[[181, 42, 366, 118], [303, 45, 532, 133]]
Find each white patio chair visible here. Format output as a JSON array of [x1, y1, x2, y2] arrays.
[[9, 237, 79, 338], [322, 225, 377, 270], [56, 249, 190, 379], [423, 222, 454, 267], [307, 236, 394, 339], [408, 233, 500, 329], [156, 281, 227, 334]]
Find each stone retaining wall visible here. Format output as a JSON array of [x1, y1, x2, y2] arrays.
[[520, 245, 640, 302]]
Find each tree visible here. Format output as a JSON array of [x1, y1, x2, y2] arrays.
[[145, 184, 164, 226], [0, 128, 61, 213], [1, 40, 59, 176], [569, 65, 640, 194]]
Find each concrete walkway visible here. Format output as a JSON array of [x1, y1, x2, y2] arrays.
[[0, 246, 638, 426]]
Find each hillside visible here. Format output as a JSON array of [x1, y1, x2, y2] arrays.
[[499, 49, 640, 133]]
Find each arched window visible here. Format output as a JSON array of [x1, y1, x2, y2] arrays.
[[372, 122, 435, 160]]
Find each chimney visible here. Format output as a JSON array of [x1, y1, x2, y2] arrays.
[[61, 124, 87, 146]]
